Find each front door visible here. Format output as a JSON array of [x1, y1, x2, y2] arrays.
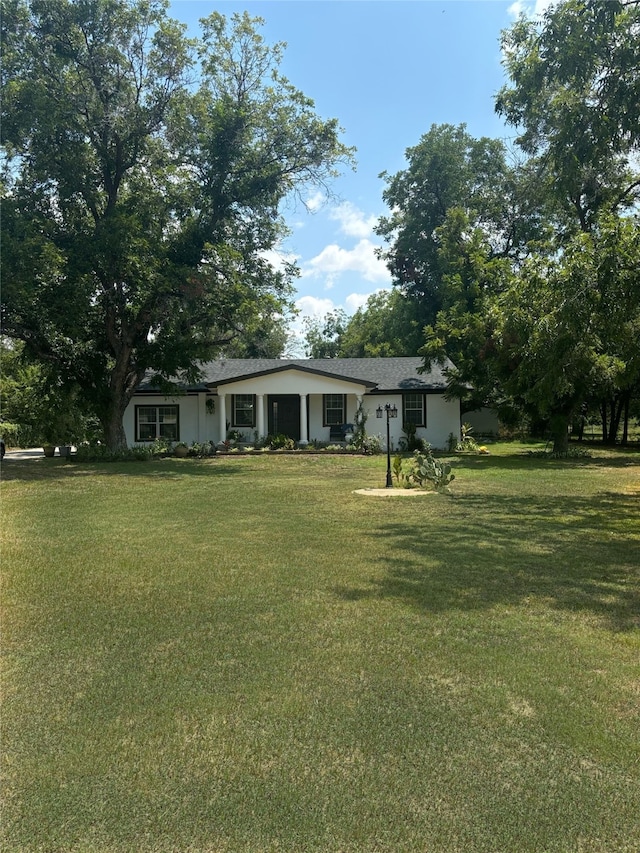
[[268, 395, 300, 440]]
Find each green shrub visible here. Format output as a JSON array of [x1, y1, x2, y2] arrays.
[[187, 441, 217, 458], [150, 437, 173, 457], [358, 434, 383, 454], [0, 421, 20, 447], [266, 433, 296, 450], [74, 443, 154, 462]]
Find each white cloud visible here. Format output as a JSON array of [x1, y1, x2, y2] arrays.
[[508, 0, 556, 18], [261, 247, 299, 272], [345, 288, 389, 314], [329, 201, 378, 238], [305, 190, 326, 212], [295, 294, 337, 320], [302, 238, 390, 287], [286, 294, 338, 356]]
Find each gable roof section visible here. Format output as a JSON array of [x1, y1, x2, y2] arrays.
[[137, 357, 453, 394], [205, 360, 375, 389], [200, 357, 451, 392]]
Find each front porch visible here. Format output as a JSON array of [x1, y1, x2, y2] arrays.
[[216, 389, 363, 446]]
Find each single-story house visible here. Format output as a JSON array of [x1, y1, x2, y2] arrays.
[[123, 357, 461, 450]]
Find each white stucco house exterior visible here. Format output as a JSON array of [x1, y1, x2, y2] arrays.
[[123, 357, 461, 451]]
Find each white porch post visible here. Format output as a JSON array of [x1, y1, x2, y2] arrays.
[[299, 394, 308, 446], [256, 394, 265, 438], [218, 393, 227, 443]]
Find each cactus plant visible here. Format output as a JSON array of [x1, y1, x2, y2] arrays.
[[408, 448, 455, 492]]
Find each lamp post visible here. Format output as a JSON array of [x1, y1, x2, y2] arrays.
[[376, 403, 398, 487]]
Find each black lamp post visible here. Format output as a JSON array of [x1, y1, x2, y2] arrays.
[[376, 403, 398, 487]]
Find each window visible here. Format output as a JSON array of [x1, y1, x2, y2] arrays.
[[403, 393, 425, 427], [136, 405, 179, 441], [323, 394, 345, 426], [233, 394, 255, 428]]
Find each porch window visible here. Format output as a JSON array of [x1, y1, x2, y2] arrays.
[[233, 394, 255, 428], [403, 393, 425, 427], [136, 405, 179, 441], [323, 394, 345, 426]]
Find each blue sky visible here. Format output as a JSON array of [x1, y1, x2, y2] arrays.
[[168, 0, 545, 350]]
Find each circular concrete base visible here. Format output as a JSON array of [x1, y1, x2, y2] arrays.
[[354, 488, 435, 497]]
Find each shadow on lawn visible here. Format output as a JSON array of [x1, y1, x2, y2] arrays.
[[448, 450, 640, 471], [0, 456, 243, 482], [336, 490, 640, 632]]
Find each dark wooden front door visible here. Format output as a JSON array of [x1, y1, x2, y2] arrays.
[[268, 395, 300, 440]]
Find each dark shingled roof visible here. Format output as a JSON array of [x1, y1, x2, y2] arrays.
[[138, 357, 454, 393]]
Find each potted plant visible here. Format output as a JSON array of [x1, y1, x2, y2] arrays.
[[174, 441, 189, 458]]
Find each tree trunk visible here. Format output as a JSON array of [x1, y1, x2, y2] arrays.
[[605, 394, 625, 445], [101, 360, 142, 451], [600, 399, 608, 443], [104, 415, 128, 451], [550, 413, 570, 454], [622, 394, 630, 445]]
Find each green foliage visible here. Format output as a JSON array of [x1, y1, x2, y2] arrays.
[[407, 448, 456, 492], [74, 443, 154, 463], [392, 453, 405, 485], [496, 0, 640, 232], [371, 3, 640, 449], [1, 2, 353, 449], [150, 437, 174, 457], [0, 422, 20, 447], [392, 446, 457, 492], [376, 124, 531, 328], [0, 340, 93, 446], [457, 423, 479, 452], [399, 420, 424, 452], [338, 290, 425, 357], [356, 434, 382, 455], [490, 214, 640, 451], [303, 310, 348, 358], [187, 441, 218, 458], [266, 433, 296, 450], [352, 398, 367, 445]]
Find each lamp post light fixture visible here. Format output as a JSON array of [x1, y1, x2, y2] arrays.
[[376, 403, 398, 487]]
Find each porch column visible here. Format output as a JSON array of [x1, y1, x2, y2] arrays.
[[256, 394, 265, 438], [218, 393, 227, 443], [299, 394, 308, 446]]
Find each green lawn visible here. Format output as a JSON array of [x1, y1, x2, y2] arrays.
[[2, 446, 639, 852]]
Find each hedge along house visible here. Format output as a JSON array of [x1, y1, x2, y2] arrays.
[[123, 357, 461, 450]]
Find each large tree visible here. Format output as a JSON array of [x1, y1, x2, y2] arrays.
[[339, 289, 425, 358], [375, 123, 543, 330], [491, 215, 640, 451], [493, 0, 640, 446], [1, 0, 352, 449], [496, 0, 640, 233], [378, 4, 640, 449]]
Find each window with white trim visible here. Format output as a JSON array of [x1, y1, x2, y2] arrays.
[[136, 405, 179, 441], [233, 394, 255, 428], [323, 394, 345, 426], [403, 393, 425, 427]]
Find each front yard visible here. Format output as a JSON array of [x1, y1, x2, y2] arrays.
[[2, 446, 639, 852]]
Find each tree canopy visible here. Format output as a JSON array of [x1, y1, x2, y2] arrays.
[[375, 124, 525, 329], [1, 0, 353, 448], [496, 0, 640, 233], [373, 1, 640, 449]]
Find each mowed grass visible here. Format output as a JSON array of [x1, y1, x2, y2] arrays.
[[1, 446, 639, 853]]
